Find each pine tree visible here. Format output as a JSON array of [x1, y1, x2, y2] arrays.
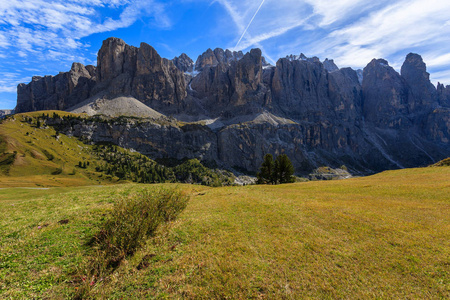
[[274, 154, 295, 184], [257, 154, 275, 184]]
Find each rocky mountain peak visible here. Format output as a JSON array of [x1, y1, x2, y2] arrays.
[[401, 53, 427, 75], [362, 58, 409, 127], [286, 53, 321, 64], [195, 48, 244, 71], [172, 53, 194, 73], [97, 37, 138, 83], [323, 58, 339, 72], [401, 53, 436, 109]]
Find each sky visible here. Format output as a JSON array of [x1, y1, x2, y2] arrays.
[[1, 0, 450, 109]]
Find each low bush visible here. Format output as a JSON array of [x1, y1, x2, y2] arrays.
[[51, 167, 63, 175], [431, 157, 450, 167], [93, 188, 188, 266], [75, 187, 189, 298], [41, 149, 54, 161]]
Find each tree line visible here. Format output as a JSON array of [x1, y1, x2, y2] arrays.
[[257, 154, 295, 184]]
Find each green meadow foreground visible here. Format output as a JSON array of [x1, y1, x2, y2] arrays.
[[0, 166, 449, 299]]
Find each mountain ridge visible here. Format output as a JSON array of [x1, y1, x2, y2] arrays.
[[12, 37, 450, 174]]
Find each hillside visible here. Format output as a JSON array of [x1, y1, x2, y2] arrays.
[[0, 111, 234, 187], [1, 166, 449, 298], [0, 111, 112, 187]]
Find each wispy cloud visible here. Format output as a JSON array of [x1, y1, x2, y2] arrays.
[[0, 0, 170, 106], [216, 0, 450, 83], [0, 0, 170, 61]]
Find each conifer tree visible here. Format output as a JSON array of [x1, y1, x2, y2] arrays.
[[257, 154, 275, 184], [274, 154, 295, 184]]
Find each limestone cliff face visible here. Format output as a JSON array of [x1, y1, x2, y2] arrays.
[[190, 48, 267, 116], [194, 48, 244, 72], [16, 63, 96, 113], [48, 117, 218, 163], [14, 37, 450, 174], [95, 38, 187, 113], [401, 53, 436, 111], [362, 59, 410, 128], [16, 38, 187, 115]]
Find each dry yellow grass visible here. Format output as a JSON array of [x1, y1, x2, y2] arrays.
[[130, 166, 449, 299], [2, 166, 446, 299]]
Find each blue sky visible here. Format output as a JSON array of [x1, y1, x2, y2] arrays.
[[1, 0, 450, 109]]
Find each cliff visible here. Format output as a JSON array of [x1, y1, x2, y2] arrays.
[[14, 38, 450, 174]]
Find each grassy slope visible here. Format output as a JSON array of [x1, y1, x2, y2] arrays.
[[1, 166, 449, 299], [0, 111, 120, 187]]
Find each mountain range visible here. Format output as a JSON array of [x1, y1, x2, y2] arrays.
[[12, 37, 450, 175]]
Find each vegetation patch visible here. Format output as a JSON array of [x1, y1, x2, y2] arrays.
[[74, 187, 189, 299], [173, 159, 235, 187], [256, 153, 295, 184], [431, 157, 450, 167]]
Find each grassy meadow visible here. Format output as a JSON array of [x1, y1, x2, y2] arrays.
[[0, 111, 119, 187], [0, 165, 449, 299]]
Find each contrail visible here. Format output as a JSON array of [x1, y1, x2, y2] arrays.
[[235, 0, 265, 48]]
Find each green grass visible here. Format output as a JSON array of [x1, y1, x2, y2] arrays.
[[0, 111, 235, 187], [0, 166, 449, 299], [0, 111, 116, 187]]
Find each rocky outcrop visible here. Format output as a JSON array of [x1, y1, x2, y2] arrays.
[[16, 63, 96, 113], [323, 58, 339, 72], [437, 83, 450, 107], [194, 48, 244, 71], [48, 117, 218, 163], [190, 48, 267, 117], [362, 59, 410, 128], [14, 37, 450, 175], [16, 38, 187, 115], [401, 53, 436, 111], [172, 53, 194, 73], [95, 38, 187, 113], [0, 110, 13, 117]]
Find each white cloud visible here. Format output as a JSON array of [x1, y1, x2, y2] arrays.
[[0, 72, 26, 93], [430, 69, 450, 86], [215, 0, 450, 83], [423, 53, 450, 69], [314, 0, 450, 70], [303, 0, 378, 26], [0, 0, 171, 108], [0, 0, 170, 63]]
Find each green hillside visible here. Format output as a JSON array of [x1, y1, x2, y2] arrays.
[[0, 111, 234, 187], [1, 166, 449, 299], [0, 111, 115, 187]]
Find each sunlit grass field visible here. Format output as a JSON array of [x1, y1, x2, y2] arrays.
[[1, 166, 449, 299], [0, 111, 119, 188]]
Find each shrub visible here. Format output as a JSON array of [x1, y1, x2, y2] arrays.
[[90, 188, 188, 270], [75, 188, 189, 298], [51, 167, 63, 175], [41, 149, 54, 161]]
